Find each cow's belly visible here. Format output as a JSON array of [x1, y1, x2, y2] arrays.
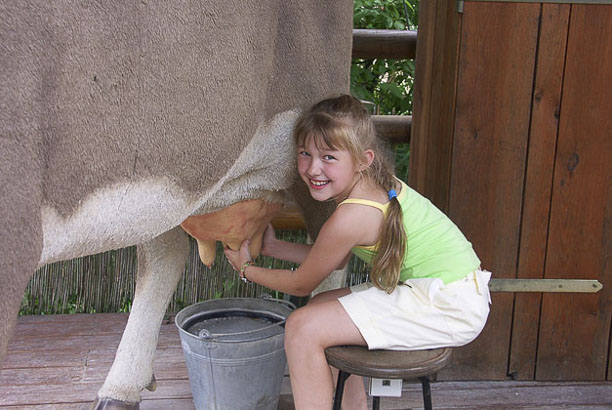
[[38, 109, 297, 267], [39, 179, 195, 266], [39, 178, 286, 267]]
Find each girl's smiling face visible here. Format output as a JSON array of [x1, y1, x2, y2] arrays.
[[297, 135, 358, 203]]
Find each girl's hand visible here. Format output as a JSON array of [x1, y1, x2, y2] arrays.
[[261, 223, 277, 257], [224, 240, 252, 272]]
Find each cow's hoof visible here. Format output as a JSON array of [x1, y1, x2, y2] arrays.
[[145, 374, 157, 392], [90, 397, 140, 410]]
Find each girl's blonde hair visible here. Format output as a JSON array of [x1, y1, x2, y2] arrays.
[[294, 94, 407, 293]]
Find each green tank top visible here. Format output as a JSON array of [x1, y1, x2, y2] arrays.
[[338, 179, 480, 284]]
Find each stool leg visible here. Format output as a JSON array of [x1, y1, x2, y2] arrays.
[[419, 376, 432, 410], [372, 395, 380, 410], [333, 371, 351, 410]]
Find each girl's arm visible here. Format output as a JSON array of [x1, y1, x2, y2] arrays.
[[261, 223, 350, 270], [260, 224, 312, 264]]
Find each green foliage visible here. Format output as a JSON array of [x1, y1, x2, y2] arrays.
[[354, 0, 418, 31], [352, 0, 418, 181], [351, 0, 418, 115]]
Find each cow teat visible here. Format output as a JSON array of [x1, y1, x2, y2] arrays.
[[180, 199, 283, 266]]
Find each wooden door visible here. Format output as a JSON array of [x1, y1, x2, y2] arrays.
[[411, 0, 611, 380]]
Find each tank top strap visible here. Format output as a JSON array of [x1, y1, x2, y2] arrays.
[[337, 198, 387, 213]]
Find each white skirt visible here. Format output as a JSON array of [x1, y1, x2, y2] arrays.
[[338, 270, 492, 350]]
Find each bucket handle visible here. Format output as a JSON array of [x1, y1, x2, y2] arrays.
[[198, 317, 285, 340], [260, 294, 297, 311], [197, 296, 295, 341]]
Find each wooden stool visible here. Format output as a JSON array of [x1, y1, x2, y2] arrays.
[[325, 346, 452, 410]]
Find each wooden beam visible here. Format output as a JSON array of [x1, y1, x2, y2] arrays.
[[270, 207, 305, 230], [372, 115, 411, 144], [489, 279, 603, 293], [408, 1, 460, 214], [352, 29, 417, 59]]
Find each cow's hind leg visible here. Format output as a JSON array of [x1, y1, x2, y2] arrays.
[[94, 227, 189, 408]]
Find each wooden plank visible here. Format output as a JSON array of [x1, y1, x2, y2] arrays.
[[372, 115, 411, 144], [83, 349, 188, 383], [408, 0, 437, 198], [12, 313, 128, 339], [0, 366, 85, 386], [443, 2, 540, 380], [5, 330, 180, 354], [536, 4, 612, 381], [509, 3, 570, 381], [409, 0, 462, 213], [608, 183, 612, 381], [1, 350, 85, 369], [352, 29, 417, 59], [0, 379, 193, 407], [490, 279, 602, 293], [271, 207, 305, 230], [15, 312, 126, 325]]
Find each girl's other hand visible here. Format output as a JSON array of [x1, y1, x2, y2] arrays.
[[224, 240, 252, 272], [261, 223, 277, 257]]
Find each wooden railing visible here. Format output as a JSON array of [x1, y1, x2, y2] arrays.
[[273, 29, 416, 229], [352, 29, 417, 59]]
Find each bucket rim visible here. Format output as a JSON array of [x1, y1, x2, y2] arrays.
[[175, 297, 294, 343]]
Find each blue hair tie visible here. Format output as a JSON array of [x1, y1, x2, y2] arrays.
[[388, 189, 397, 200]]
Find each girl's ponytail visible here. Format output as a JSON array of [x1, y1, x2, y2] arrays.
[[369, 164, 407, 293]]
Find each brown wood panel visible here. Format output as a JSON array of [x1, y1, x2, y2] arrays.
[[608, 195, 612, 383], [409, 0, 462, 213], [443, 2, 541, 380], [509, 4, 570, 381], [409, 0, 438, 194], [536, 4, 612, 381]]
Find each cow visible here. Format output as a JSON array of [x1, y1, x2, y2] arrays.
[[0, 1, 352, 407]]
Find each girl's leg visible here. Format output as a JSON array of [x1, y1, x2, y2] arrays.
[[308, 287, 351, 304], [285, 293, 368, 410], [309, 289, 368, 409]]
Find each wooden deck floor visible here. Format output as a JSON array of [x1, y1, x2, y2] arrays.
[[1, 313, 610, 409]]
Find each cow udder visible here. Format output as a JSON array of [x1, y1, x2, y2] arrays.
[[180, 199, 282, 266]]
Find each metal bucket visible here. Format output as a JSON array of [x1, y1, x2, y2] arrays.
[[175, 297, 294, 410]]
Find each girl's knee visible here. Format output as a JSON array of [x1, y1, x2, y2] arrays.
[[285, 307, 310, 337], [284, 306, 319, 350]]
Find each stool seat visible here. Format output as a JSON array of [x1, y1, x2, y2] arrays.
[[325, 346, 452, 410], [325, 345, 452, 379]]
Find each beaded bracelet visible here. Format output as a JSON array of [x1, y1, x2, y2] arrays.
[[239, 260, 255, 283]]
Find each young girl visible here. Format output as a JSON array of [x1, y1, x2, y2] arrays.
[[224, 94, 491, 409]]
